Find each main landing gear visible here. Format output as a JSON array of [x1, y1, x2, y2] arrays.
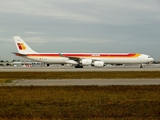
[[75, 65, 83, 68], [140, 64, 143, 68]]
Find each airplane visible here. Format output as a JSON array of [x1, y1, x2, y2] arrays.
[[12, 36, 154, 68]]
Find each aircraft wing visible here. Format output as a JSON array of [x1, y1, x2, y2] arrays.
[[59, 53, 80, 61], [59, 53, 101, 62]]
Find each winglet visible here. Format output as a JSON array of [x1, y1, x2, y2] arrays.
[[59, 53, 67, 57]]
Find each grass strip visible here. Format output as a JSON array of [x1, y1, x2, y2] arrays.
[[0, 86, 159, 119], [0, 71, 160, 79]]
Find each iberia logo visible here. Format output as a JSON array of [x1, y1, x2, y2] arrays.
[[17, 43, 26, 50]]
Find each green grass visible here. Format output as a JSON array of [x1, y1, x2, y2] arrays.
[[0, 71, 160, 80], [0, 72, 160, 119], [0, 79, 13, 85], [0, 86, 160, 119]]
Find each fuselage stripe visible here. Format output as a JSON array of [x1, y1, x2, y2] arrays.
[[16, 53, 141, 58]]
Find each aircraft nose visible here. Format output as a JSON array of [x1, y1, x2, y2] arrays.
[[150, 57, 154, 62]]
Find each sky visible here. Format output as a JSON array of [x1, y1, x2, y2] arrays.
[[0, 0, 160, 61]]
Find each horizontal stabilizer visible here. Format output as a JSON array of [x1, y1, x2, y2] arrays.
[[12, 52, 27, 56]]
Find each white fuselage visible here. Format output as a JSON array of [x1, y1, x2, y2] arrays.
[[13, 36, 154, 68], [17, 53, 154, 65]]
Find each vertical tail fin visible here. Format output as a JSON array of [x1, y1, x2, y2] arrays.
[[13, 36, 37, 54]]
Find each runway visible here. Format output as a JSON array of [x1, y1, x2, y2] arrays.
[[6, 79, 160, 86], [0, 65, 160, 72], [1, 65, 160, 86]]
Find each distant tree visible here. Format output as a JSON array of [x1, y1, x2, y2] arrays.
[[12, 59, 16, 62]]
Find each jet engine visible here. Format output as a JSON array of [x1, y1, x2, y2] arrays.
[[92, 61, 104, 67], [81, 59, 92, 66]]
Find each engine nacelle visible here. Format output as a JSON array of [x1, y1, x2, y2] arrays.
[[81, 59, 92, 66], [92, 61, 104, 67]]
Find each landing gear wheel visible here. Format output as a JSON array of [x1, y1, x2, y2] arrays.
[[140, 64, 143, 68], [75, 65, 83, 68]]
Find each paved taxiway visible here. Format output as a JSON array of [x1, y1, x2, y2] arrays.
[[7, 79, 160, 86], [0, 65, 160, 72]]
